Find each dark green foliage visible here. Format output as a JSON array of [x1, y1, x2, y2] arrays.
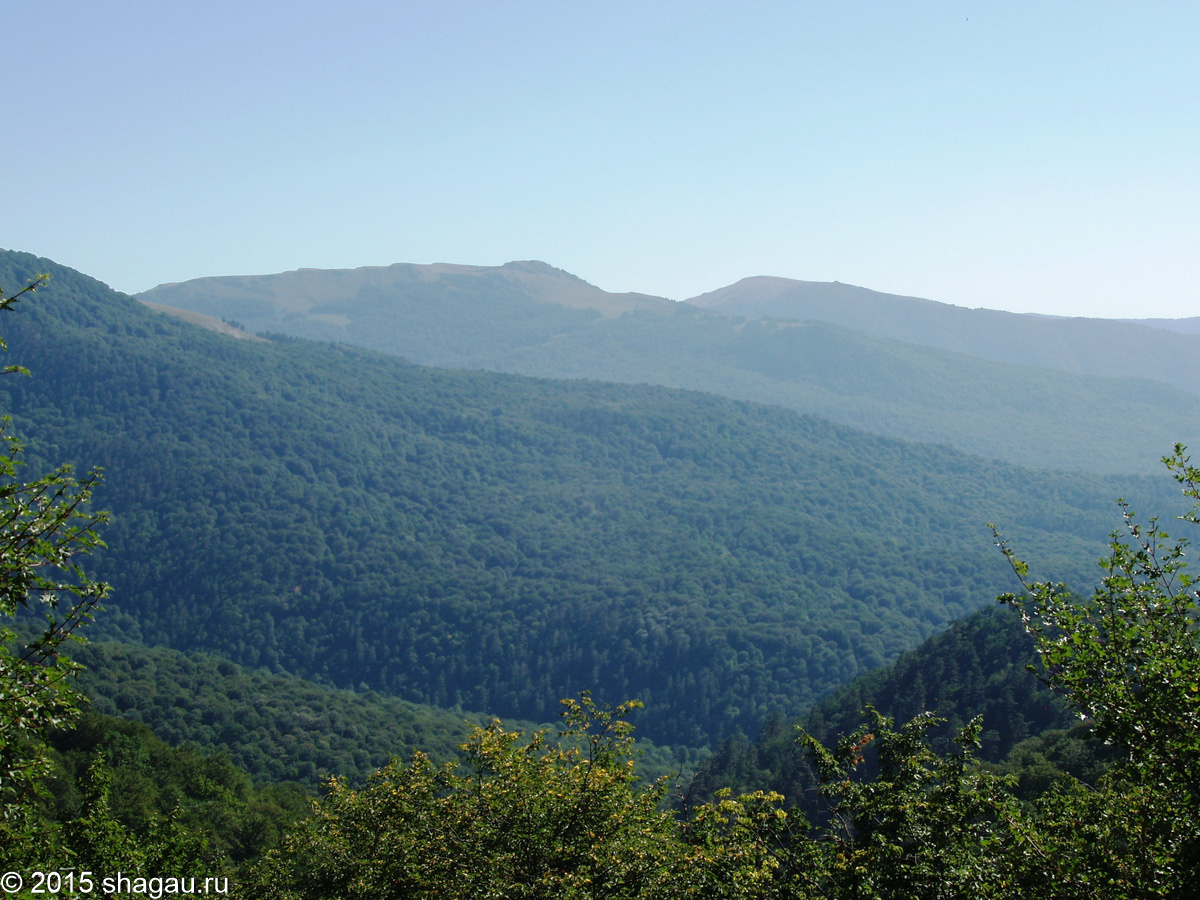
[[40, 711, 309, 867], [0, 271, 110, 859], [0, 412, 107, 805], [0, 248, 1166, 748], [3, 712, 306, 877], [997, 448, 1200, 785], [690, 605, 1076, 812], [802, 605, 1074, 760], [74, 640, 485, 787], [0, 275, 246, 875], [140, 261, 1200, 473], [990, 445, 1200, 891], [988, 723, 1119, 800], [72, 639, 701, 790], [0, 250, 1168, 748], [798, 712, 1019, 898]]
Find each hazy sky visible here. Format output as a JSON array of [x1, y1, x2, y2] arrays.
[[5, 2, 1199, 317]]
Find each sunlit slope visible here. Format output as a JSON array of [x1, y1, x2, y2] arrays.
[[140, 261, 1200, 474], [0, 250, 1175, 745], [139, 260, 670, 359]]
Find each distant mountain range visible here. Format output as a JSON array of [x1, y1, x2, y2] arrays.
[[1120, 316, 1200, 336], [139, 261, 1200, 474], [687, 276, 1200, 394], [1, 249, 1173, 747]]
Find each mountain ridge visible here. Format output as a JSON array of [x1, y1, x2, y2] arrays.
[[2, 248, 1171, 747], [135, 258, 1200, 475], [686, 274, 1200, 394], [141, 258, 672, 323]]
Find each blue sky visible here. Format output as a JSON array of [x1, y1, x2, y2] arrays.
[[5, 1, 1198, 317]]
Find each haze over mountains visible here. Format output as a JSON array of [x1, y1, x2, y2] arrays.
[[688, 276, 1200, 392], [140, 261, 1200, 475], [1, 248, 1178, 750], [1121, 316, 1200, 336]]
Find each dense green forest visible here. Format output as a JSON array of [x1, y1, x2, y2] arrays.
[[0, 250, 1171, 747], [75, 641, 502, 786], [74, 640, 700, 788], [3, 254, 1198, 894], [139, 260, 1200, 473], [250, 451, 1200, 897], [688, 604, 1078, 814], [39, 712, 311, 871]]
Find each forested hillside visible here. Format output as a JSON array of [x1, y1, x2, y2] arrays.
[[0, 250, 1170, 746], [138, 261, 1200, 474], [690, 604, 1076, 811], [74, 640, 699, 788], [40, 712, 310, 870], [1123, 315, 1200, 335], [75, 641, 498, 786], [687, 276, 1200, 394], [5, 252, 1199, 895]]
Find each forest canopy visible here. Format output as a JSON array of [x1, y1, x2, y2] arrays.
[[0, 263, 1197, 895], [0, 250, 1173, 747]]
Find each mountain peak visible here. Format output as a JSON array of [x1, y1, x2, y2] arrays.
[[501, 260, 569, 276], [500, 260, 602, 290]]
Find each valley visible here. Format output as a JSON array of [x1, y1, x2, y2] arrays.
[[2, 248, 1196, 891], [1, 249, 1174, 749]]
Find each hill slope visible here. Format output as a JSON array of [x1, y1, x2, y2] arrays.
[[0, 250, 1177, 746], [1122, 316, 1200, 336], [687, 276, 1200, 395], [690, 604, 1075, 811], [139, 262, 1200, 474], [73, 640, 700, 788]]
